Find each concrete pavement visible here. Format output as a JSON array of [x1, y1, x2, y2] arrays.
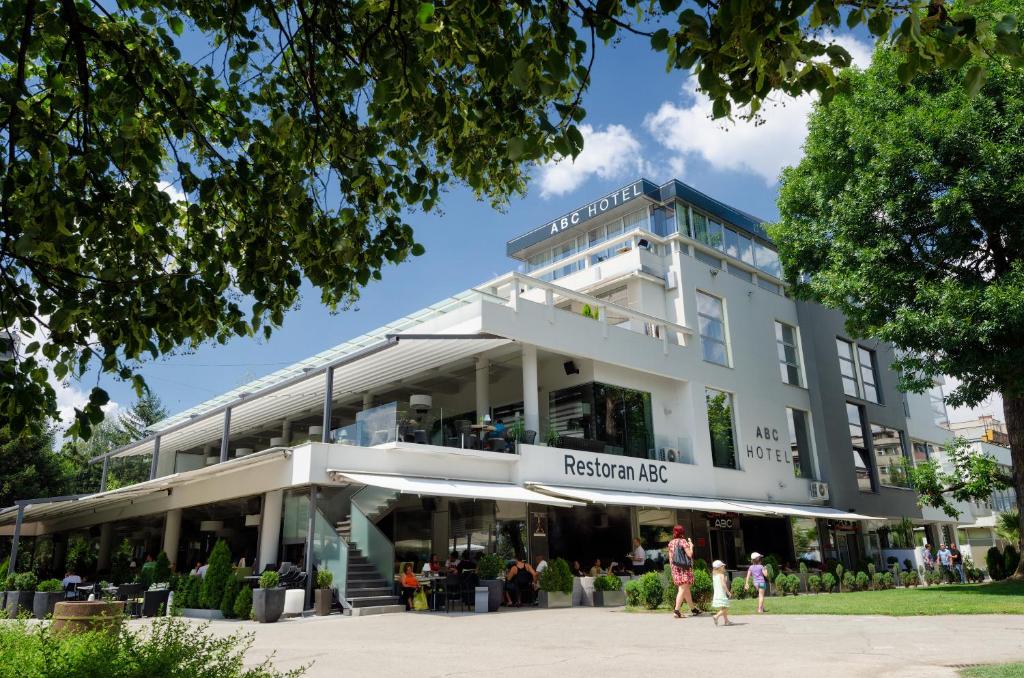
[[191, 608, 1024, 677]]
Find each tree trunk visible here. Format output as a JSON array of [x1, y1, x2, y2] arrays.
[[1002, 393, 1024, 580]]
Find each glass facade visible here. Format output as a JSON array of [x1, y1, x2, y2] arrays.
[[776, 321, 802, 386], [547, 382, 655, 458], [847, 403, 873, 492], [928, 386, 948, 427], [837, 339, 860, 398], [786, 407, 814, 478], [871, 424, 910, 488], [697, 291, 729, 366], [858, 347, 879, 403], [706, 387, 738, 469]]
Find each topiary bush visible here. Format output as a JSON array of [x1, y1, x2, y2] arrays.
[[901, 571, 918, 588], [258, 570, 280, 590], [842, 571, 856, 592], [476, 553, 503, 580], [691, 568, 713, 611], [154, 552, 172, 584], [1003, 545, 1020, 577], [774, 574, 788, 596], [821, 572, 836, 593], [36, 579, 62, 593], [233, 586, 253, 621], [200, 540, 232, 610], [835, 564, 845, 590], [110, 539, 133, 586], [538, 558, 573, 594], [807, 574, 822, 593], [593, 574, 622, 591], [871, 572, 884, 590], [14, 572, 37, 592], [986, 546, 1005, 581], [220, 577, 241, 619], [881, 572, 894, 589], [903, 558, 913, 572], [731, 576, 747, 599], [634, 571, 665, 610], [786, 574, 801, 595], [855, 572, 869, 591], [624, 578, 642, 608], [692, 558, 709, 573]]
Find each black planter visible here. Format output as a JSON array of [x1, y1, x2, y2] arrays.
[[33, 591, 66, 619], [143, 589, 171, 617], [480, 579, 503, 612], [6, 591, 33, 618], [252, 588, 285, 623]]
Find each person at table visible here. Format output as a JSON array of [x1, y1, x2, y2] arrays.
[[571, 560, 585, 577], [534, 554, 548, 576], [629, 537, 647, 574], [506, 554, 536, 607], [486, 418, 506, 449], [399, 564, 420, 611], [189, 560, 203, 577], [589, 558, 605, 576], [140, 553, 157, 580], [61, 569, 82, 590], [445, 551, 460, 573], [421, 554, 441, 575], [457, 550, 475, 574]]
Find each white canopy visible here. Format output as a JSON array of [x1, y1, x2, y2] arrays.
[[527, 484, 768, 514], [728, 501, 878, 521], [331, 472, 582, 507]]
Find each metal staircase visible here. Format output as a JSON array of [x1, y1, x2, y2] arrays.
[[335, 487, 404, 616]]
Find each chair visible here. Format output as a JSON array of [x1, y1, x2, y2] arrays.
[[490, 438, 507, 453], [467, 434, 480, 450], [521, 430, 537, 445], [65, 582, 78, 600], [443, 574, 464, 613]]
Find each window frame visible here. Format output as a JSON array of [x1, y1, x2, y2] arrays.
[[870, 423, 911, 489], [836, 339, 860, 398], [775, 320, 804, 387], [847, 402, 875, 492], [706, 387, 739, 470], [696, 290, 730, 367], [857, 346, 880, 404], [786, 407, 815, 479]]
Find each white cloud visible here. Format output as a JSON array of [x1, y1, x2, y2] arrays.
[[643, 34, 873, 185], [536, 124, 645, 198], [157, 181, 187, 203], [941, 376, 1004, 424]]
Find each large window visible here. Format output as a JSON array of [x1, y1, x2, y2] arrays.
[[725, 227, 755, 265], [847, 403, 874, 492], [837, 339, 860, 398], [858, 347, 880, 403], [911, 440, 932, 465], [697, 291, 729, 366], [871, 424, 910, 488], [786, 408, 814, 479], [706, 388, 738, 469], [928, 386, 948, 427], [547, 382, 654, 458], [754, 241, 782, 278], [775, 321, 802, 386]]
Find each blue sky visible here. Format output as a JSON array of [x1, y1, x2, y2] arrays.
[[53, 26, 994, 425]]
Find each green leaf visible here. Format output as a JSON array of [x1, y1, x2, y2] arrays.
[[964, 64, 985, 97], [651, 28, 670, 51], [416, 3, 435, 25], [168, 16, 184, 36]]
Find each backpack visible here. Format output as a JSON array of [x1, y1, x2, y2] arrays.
[[671, 540, 692, 569]]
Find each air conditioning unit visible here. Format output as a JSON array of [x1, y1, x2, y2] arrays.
[[666, 448, 680, 463], [809, 482, 830, 501]]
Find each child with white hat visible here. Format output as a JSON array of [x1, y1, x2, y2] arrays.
[[711, 560, 732, 626]]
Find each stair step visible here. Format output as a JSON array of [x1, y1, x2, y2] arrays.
[[348, 595, 401, 608], [349, 563, 378, 572], [346, 586, 392, 597], [345, 604, 405, 617]]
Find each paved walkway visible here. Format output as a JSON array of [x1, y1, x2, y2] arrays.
[[194, 608, 1024, 677]]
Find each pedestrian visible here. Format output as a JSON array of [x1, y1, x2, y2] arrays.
[[629, 537, 646, 574], [668, 524, 699, 618], [921, 543, 934, 571], [744, 552, 768, 614], [711, 560, 732, 627], [949, 543, 966, 583], [937, 543, 953, 582]]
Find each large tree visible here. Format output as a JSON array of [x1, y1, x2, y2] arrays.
[[771, 38, 1024, 577], [1, 0, 1021, 439]]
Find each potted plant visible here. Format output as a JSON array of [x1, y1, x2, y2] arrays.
[[33, 578, 65, 619], [476, 553, 504, 612], [314, 569, 333, 616], [545, 426, 560, 448], [5, 572, 37, 618], [252, 570, 285, 623], [592, 574, 624, 607], [537, 558, 572, 608]]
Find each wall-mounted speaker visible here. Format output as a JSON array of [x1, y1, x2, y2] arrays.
[[563, 360, 579, 376]]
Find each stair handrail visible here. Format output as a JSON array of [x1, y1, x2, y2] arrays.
[[312, 502, 350, 613], [349, 487, 396, 584]]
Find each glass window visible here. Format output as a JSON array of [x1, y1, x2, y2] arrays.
[[787, 408, 814, 479], [623, 208, 648, 232], [588, 225, 606, 247], [754, 242, 782, 278], [697, 291, 729, 366], [724, 228, 754, 265], [928, 386, 948, 427], [694, 212, 723, 248], [775, 321, 802, 386], [911, 440, 930, 465], [847, 403, 874, 492], [858, 347, 880, 403], [547, 382, 654, 458], [871, 424, 910, 488], [836, 339, 860, 398], [606, 217, 624, 240], [652, 205, 678, 237], [706, 388, 737, 469], [707, 220, 724, 250], [675, 202, 691, 236]]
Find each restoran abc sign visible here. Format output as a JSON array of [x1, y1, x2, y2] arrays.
[[563, 453, 668, 484]]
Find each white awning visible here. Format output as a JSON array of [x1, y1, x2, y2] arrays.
[[527, 484, 767, 515], [331, 472, 582, 507], [728, 501, 878, 521]]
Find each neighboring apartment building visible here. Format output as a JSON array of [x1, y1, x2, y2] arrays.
[[0, 178, 978, 611]]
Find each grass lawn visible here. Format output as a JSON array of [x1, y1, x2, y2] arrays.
[[716, 581, 1024, 616], [959, 663, 1024, 677]]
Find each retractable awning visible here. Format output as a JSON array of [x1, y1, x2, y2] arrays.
[[728, 501, 878, 521], [330, 472, 583, 507], [527, 484, 768, 515]]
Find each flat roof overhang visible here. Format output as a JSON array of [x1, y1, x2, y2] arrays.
[[528, 484, 769, 514], [329, 471, 582, 508]]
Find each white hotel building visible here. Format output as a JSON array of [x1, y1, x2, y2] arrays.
[[1, 178, 976, 610]]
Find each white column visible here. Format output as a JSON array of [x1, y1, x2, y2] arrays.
[[522, 345, 539, 436], [162, 508, 182, 569], [97, 522, 114, 572], [475, 356, 490, 421], [281, 420, 292, 444], [362, 393, 374, 410], [258, 489, 284, 569]]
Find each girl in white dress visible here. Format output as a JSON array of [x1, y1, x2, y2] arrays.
[[711, 560, 732, 626]]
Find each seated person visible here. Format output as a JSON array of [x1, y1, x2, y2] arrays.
[[505, 554, 536, 607], [421, 554, 441, 575], [399, 564, 420, 611], [589, 559, 605, 577], [571, 560, 585, 577], [445, 551, 460, 573], [457, 550, 475, 574], [487, 418, 507, 448]]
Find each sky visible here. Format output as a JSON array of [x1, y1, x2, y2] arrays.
[[51, 24, 999, 429]]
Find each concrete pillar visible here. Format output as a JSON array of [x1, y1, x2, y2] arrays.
[[8, 506, 24, 576], [258, 489, 284, 569], [97, 522, 114, 572], [162, 509, 182, 569], [149, 436, 161, 480], [304, 485, 317, 609], [220, 408, 232, 463], [362, 393, 374, 410], [475, 357, 490, 421], [321, 368, 334, 443], [281, 420, 292, 445], [53, 534, 68, 574], [522, 345, 539, 437]]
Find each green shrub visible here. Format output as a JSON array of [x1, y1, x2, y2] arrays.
[[691, 568, 713, 611], [901, 571, 918, 587], [763, 554, 781, 574], [841, 571, 856, 592], [787, 574, 801, 594], [593, 574, 622, 591], [871, 572, 884, 590], [538, 558, 572, 594], [798, 561, 808, 574], [903, 558, 913, 572], [730, 576, 747, 599], [924, 569, 943, 586], [624, 578, 642, 607], [233, 586, 253, 621], [692, 558, 709, 573], [835, 563, 845, 584], [3, 573, 15, 591], [0, 615, 303, 677], [476, 553, 503, 580], [110, 539, 133, 586], [807, 575, 821, 593], [200, 540, 232, 610], [1004, 545, 1020, 577], [821, 573, 836, 592], [964, 558, 985, 583], [36, 579, 62, 593], [631, 571, 664, 610], [986, 546, 1005, 580], [258, 570, 280, 590], [867, 563, 876, 579], [661, 566, 676, 608], [154, 552, 172, 584], [220, 577, 241, 619], [14, 572, 37, 592], [314, 569, 334, 589], [881, 572, 894, 589], [855, 572, 869, 591], [65, 536, 97, 577], [774, 574, 788, 596]]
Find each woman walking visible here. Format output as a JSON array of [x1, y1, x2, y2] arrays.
[[667, 524, 699, 618], [711, 560, 732, 626], [744, 552, 768, 614]]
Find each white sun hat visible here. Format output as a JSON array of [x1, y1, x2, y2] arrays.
[[711, 560, 725, 569], [750, 552, 762, 560]]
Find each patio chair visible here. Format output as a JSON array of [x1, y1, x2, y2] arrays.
[[520, 430, 537, 445], [490, 438, 507, 453], [443, 574, 464, 613]]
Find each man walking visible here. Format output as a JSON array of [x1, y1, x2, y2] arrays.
[[949, 543, 966, 583], [937, 543, 953, 582]]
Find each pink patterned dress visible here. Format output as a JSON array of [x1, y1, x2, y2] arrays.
[[668, 538, 694, 585]]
